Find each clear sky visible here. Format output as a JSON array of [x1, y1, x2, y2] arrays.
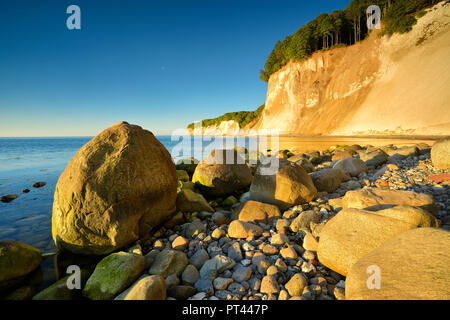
[[0, 0, 350, 136]]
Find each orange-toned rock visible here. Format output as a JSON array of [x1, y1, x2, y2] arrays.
[[238, 200, 281, 223], [428, 173, 450, 184], [52, 122, 178, 255]]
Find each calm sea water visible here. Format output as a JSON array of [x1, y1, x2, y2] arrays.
[[0, 135, 257, 252]]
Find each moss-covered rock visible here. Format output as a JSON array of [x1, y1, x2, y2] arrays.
[[177, 170, 190, 182], [176, 189, 214, 213], [82, 252, 146, 300], [0, 241, 42, 290], [32, 269, 91, 300]]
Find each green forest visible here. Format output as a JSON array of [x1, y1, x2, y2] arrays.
[[187, 0, 440, 130], [259, 0, 440, 81], [187, 105, 265, 130]]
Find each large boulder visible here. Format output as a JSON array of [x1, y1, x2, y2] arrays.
[[317, 206, 433, 276], [192, 149, 252, 197], [342, 187, 438, 216], [346, 228, 450, 300], [82, 252, 146, 300], [52, 122, 178, 255], [0, 241, 42, 291], [250, 159, 317, 210], [431, 139, 450, 169], [238, 200, 281, 223], [333, 158, 368, 177], [309, 168, 344, 193]]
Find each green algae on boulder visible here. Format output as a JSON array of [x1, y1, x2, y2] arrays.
[[0, 241, 42, 290], [32, 269, 91, 300], [52, 122, 178, 255], [82, 252, 146, 300], [176, 189, 214, 213]]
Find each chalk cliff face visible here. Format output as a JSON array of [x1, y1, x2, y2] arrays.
[[188, 2, 450, 136], [253, 2, 450, 136]]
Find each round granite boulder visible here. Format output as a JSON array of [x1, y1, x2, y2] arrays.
[[52, 122, 178, 255]]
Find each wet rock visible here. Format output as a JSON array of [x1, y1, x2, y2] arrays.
[[0, 241, 42, 290]]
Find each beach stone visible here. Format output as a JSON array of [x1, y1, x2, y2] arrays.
[[332, 151, 354, 161], [342, 187, 438, 216], [232, 265, 252, 282], [199, 255, 236, 279], [189, 248, 209, 269], [302, 232, 319, 252], [285, 273, 307, 297], [223, 195, 238, 207], [211, 228, 226, 240], [252, 252, 270, 274], [260, 275, 280, 294], [280, 246, 298, 259], [181, 265, 199, 285], [249, 159, 317, 210], [192, 149, 252, 197], [0, 194, 18, 203], [32, 182, 46, 188], [32, 269, 91, 300], [172, 236, 189, 251], [228, 220, 263, 239], [317, 208, 422, 276], [148, 249, 188, 277], [370, 205, 438, 227], [271, 233, 290, 245], [144, 249, 160, 269], [115, 275, 166, 300], [346, 228, 450, 300], [83, 252, 146, 300], [290, 210, 320, 233], [176, 158, 199, 175], [333, 158, 368, 177], [428, 173, 450, 184], [185, 219, 206, 239], [238, 200, 281, 223], [431, 139, 450, 169], [167, 285, 196, 300], [165, 273, 180, 289], [212, 212, 229, 225], [359, 150, 388, 167], [287, 156, 314, 173], [177, 170, 190, 182], [176, 189, 214, 213], [227, 242, 243, 262], [52, 122, 178, 255], [0, 241, 42, 290], [262, 244, 278, 255], [213, 277, 234, 290], [309, 168, 344, 192]]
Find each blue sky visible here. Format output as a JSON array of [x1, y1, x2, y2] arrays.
[[0, 0, 349, 136]]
